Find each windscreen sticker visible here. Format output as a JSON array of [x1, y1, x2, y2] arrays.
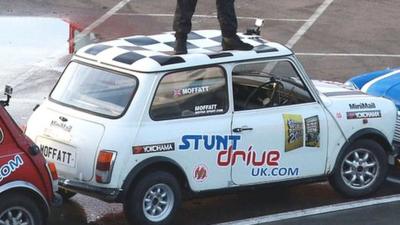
[[173, 86, 209, 97], [305, 116, 320, 147], [0, 155, 24, 182], [346, 110, 381, 119], [283, 114, 304, 151], [133, 143, 175, 154], [194, 104, 224, 115]]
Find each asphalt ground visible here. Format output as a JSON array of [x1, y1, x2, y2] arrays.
[[1, 0, 400, 225]]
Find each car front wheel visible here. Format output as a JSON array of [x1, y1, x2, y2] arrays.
[[124, 171, 181, 225], [329, 139, 388, 198]]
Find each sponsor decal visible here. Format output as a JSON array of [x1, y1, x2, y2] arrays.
[[251, 167, 299, 177], [50, 120, 72, 132], [133, 143, 175, 154], [179, 135, 241, 151], [0, 128, 3, 144], [336, 112, 343, 119], [283, 114, 304, 151], [179, 135, 300, 178], [305, 116, 320, 147], [346, 110, 382, 120], [193, 164, 208, 182], [349, 102, 376, 110], [173, 86, 209, 97], [40, 144, 73, 165], [194, 104, 224, 115], [217, 146, 280, 167], [0, 155, 24, 182]]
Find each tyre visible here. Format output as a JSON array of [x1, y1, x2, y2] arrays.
[[124, 171, 182, 225], [329, 139, 388, 198], [0, 192, 45, 225], [58, 188, 77, 201]]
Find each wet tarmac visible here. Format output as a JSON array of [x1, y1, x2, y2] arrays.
[[1, 0, 400, 224], [47, 181, 400, 225]]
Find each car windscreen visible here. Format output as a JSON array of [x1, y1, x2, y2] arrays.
[[50, 62, 138, 118]]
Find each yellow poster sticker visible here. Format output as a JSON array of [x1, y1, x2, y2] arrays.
[[283, 114, 304, 152]]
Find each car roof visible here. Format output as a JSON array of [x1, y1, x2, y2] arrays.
[[75, 30, 293, 73]]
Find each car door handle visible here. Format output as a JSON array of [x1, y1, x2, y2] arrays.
[[233, 127, 253, 133]]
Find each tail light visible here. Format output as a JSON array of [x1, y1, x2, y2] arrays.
[[46, 162, 59, 192], [47, 162, 59, 180], [96, 150, 117, 184]]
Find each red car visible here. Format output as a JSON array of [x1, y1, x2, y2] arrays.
[[0, 86, 60, 225]]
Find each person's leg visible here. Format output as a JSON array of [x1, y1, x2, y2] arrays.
[[216, 0, 253, 51], [216, 0, 237, 38], [173, 0, 198, 54]]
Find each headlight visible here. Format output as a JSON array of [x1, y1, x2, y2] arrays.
[[344, 81, 358, 90]]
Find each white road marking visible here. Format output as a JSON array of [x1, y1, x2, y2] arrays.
[[114, 13, 310, 22], [286, 0, 335, 48], [215, 194, 400, 225], [75, 0, 131, 42], [9, 0, 130, 89], [297, 52, 400, 58]]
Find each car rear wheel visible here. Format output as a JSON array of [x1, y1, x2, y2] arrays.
[[0, 192, 44, 225], [124, 171, 181, 225], [329, 139, 388, 197]]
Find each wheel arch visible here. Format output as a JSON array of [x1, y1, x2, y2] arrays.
[[330, 128, 393, 174], [0, 181, 50, 218], [118, 156, 190, 202]]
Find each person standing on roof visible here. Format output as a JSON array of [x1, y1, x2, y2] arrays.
[[173, 0, 253, 54]]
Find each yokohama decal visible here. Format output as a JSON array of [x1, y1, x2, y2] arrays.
[[346, 110, 381, 119], [133, 143, 175, 154]]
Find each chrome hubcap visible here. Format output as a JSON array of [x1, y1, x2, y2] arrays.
[[341, 148, 379, 189], [143, 184, 174, 222], [0, 207, 34, 225]]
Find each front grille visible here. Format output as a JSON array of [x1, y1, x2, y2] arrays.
[[395, 112, 400, 142]]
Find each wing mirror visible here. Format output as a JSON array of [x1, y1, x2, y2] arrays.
[[0, 85, 13, 107]]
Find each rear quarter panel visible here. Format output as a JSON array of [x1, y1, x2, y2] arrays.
[[0, 107, 53, 202]]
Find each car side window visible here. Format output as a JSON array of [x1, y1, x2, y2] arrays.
[[232, 60, 314, 111], [150, 67, 228, 121]]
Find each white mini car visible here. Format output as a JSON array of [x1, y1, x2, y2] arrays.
[[26, 30, 398, 225]]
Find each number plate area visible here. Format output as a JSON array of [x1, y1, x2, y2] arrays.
[[37, 136, 77, 168]]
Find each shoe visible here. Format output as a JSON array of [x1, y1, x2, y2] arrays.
[[174, 34, 188, 55], [222, 36, 253, 51]]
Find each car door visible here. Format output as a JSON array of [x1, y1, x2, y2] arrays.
[[227, 59, 328, 185]]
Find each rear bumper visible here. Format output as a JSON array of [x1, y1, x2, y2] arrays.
[[59, 178, 120, 202]]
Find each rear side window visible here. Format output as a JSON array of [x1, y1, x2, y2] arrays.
[[150, 67, 228, 121]]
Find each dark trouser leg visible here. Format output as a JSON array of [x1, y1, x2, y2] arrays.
[[217, 0, 253, 51], [216, 0, 237, 38], [173, 0, 198, 36]]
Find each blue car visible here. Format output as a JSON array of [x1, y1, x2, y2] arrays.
[[346, 67, 400, 148]]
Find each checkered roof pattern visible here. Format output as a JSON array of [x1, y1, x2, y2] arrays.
[[76, 30, 292, 73]]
